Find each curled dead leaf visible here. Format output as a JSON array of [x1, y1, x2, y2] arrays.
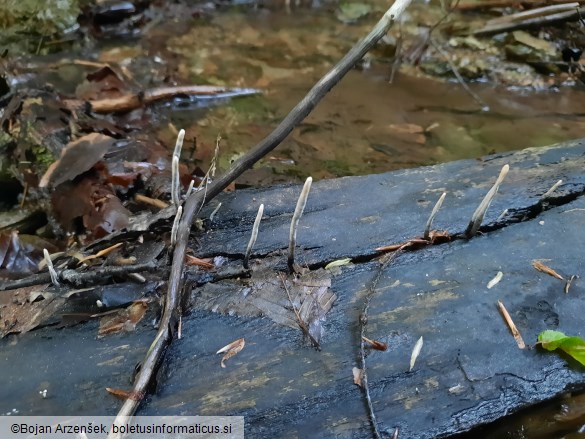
[[217, 337, 245, 368]]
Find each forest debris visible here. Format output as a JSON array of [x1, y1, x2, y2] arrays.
[[192, 269, 335, 347], [76, 242, 123, 265], [39, 133, 115, 188], [409, 336, 424, 371], [362, 336, 388, 351], [134, 194, 168, 209], [105, 388, 143, 401], [185, 254, 215, 270], [564, 275, 577, 294], [497, 300, 526, 349], [352, 367, 364, 387], [325, 258, 352, 269], [281, 273, 321, 350], [487, 271, 503, 289], [0, 231, 59, 275], [51, 177, 130, 238], [0, 284, 63, 337], [532, 260, 564, 280], [216, 337, 246, 368], [472, 3, 581, 36], [376, 230, 451, 253], [98, 301, 148, 337]]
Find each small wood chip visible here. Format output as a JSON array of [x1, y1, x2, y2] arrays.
[[532, 260, 564, 281], [497, 300, 525, 349]]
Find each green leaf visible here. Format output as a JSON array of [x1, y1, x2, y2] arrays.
[[537, 330, 585, 366]]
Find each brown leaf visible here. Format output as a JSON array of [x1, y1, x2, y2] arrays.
[[185, 254, 215, 270], [105, 387, 144, 401], [51, 177, 130, 238], [362, 336, 388, 351], [39, 133, 116, 188], [352, 367, 363, 387], [0, 284, 63, 337], [98, 301, 148, 337], [216, 337, 245, 368], [532, 260, 564, 281]]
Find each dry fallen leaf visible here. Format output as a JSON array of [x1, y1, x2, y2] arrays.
[[217, 337, 246, 368], [352, 367, 363, 387], [362, 336, 388, 351], [98, 301, 148, 337], [39, 133, 115, 188]]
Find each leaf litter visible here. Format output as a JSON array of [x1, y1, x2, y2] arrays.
[[192, 267, 336, 347]]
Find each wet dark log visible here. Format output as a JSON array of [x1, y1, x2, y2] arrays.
[[2, 140, 585, 438]]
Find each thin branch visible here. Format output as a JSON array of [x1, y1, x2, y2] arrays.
[[0, 262, 158, 291], [359, 251, 402, 439], [107, 0, 415, 428]]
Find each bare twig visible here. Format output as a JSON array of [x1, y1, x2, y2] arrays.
[[0, 262, 158, 291], [288, 177, 312, 272], [107, 0, 414, 428], [431, 41, 490, 111]]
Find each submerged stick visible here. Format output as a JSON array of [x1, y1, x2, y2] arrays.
[[109, 0, 414, 426], [243, 204, 264, 269], [424, 192, 446, 240], [465, 164, 509, 238], [288, 177, 312, 271]]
